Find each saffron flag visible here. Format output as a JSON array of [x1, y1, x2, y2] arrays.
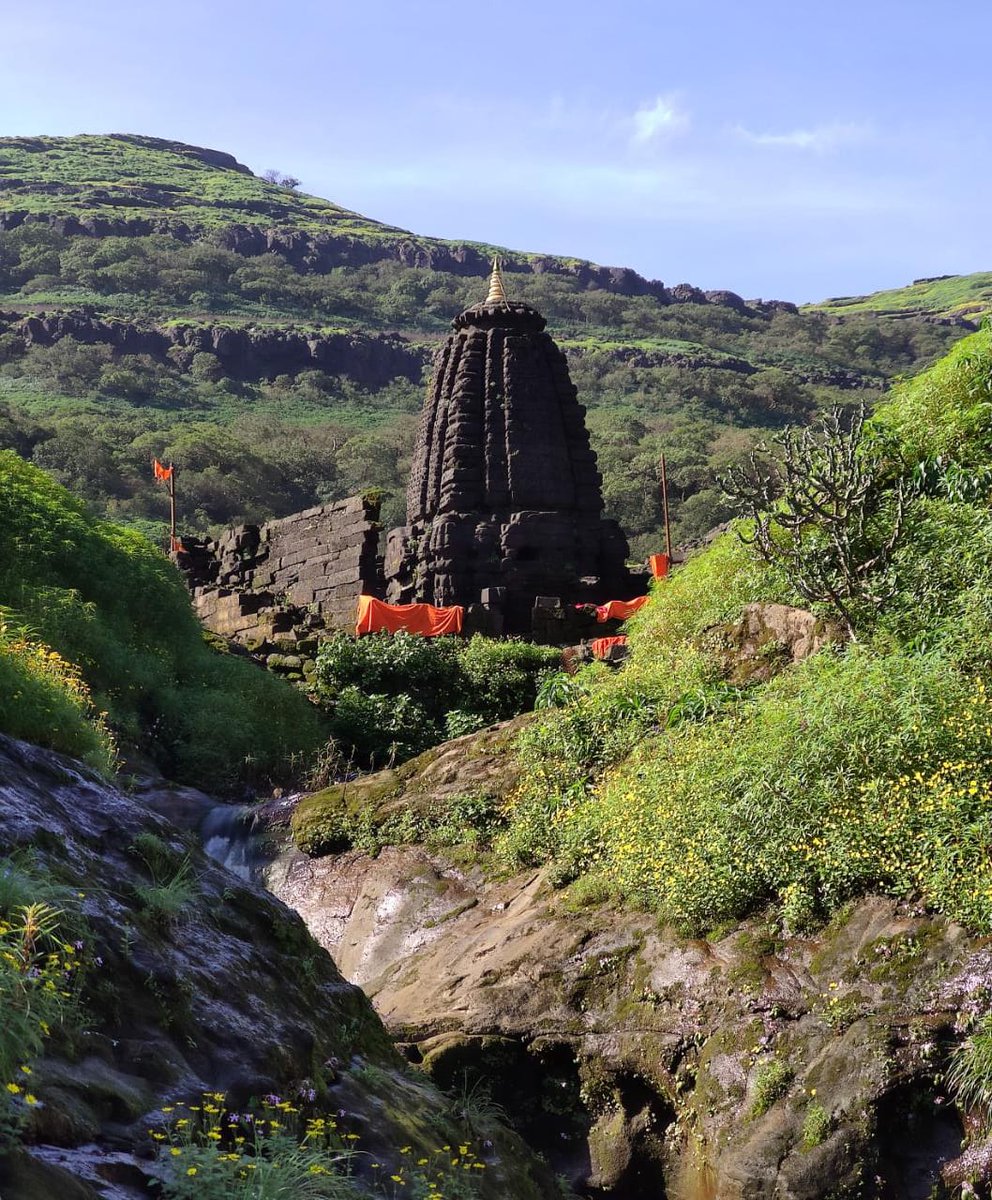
[[153, 458, 173, 482], [648, 553, 669, 580], [591, 635, 628, 660], [595, 595, 649, 623], [356, 595, 464, 638]]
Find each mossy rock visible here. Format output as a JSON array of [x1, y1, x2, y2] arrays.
[[291, 716, 532, 857]]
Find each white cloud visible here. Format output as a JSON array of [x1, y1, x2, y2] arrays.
[[630, 94, 689, 144], [734, 121, 872, 153]]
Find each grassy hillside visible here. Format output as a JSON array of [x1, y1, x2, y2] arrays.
[[808, 270, 992, 322], [492, 330, 992, 935], [0, 450, 325, 786], [0, 133, 408, 239], [0, 133, 972, 552]]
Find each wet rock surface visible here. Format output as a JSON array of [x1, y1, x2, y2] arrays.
[[268, 828, 981, 1198]]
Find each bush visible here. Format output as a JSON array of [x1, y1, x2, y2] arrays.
[[312, 632, 559, 768], [0, 452, 325, 788], [948, 1014, 992, 1133], [0, 615, 115, 770], [749, 1058, 794, 1117]]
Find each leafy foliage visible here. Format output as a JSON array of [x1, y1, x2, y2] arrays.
[[312, 633, 559, 768], [0, 861, 87, 1148], [948, 1015, 992, 1133], [499, 330, 992, 936], [0, 451, 325, 787]]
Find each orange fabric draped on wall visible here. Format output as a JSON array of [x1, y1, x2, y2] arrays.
[[591, 635, 628, 659], [355, 595, 464, 637], [594, 595, 649, 623], [648, 553, 669, 579]]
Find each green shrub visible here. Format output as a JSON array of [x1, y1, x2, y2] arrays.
[[457, 637, 560, 724], [0, 614, 115, 769], [0, 862, 87, 1148], [749, 1058, 794, 1117], [0, 452, 325, 787], [312, 632, 559, 768], [801, 1102, 831, 1148], [948, 1015, 992, 1132], [129, 833, 198, 933]]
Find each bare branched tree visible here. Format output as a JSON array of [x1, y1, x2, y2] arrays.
[[721, 404, 907, 639]]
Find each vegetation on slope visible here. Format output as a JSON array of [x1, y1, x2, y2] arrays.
[[0, 134, 969, 552], [808, 270, 992, 323], [0, 451, 325, 785], [497, 330, 992, 935], [311, 632, 560, 770], [0, 133, 404, 238]]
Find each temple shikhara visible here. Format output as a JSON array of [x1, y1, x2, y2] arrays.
[[178, 262, 642, 646], [385, 260, 635, 632]]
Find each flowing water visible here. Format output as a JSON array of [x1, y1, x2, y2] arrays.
[[199, 795, 299, 881], [200, 804, 262, 880]]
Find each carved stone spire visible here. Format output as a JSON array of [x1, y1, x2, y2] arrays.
[[385, 264, 634, 631]]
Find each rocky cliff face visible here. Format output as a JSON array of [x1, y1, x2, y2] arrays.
[[1, 308, 429, 387], [0, 208, 800, 316], [265, 724, 988, 1200], [0, 734, 558, 1200]]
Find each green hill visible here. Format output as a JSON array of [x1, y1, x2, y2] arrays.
[[0, 133, 975, 552], [807, 270, 992, 323]]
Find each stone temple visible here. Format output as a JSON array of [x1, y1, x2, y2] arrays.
[[385, 262, 635, 633]]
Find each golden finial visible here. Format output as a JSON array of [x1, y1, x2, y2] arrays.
[[485, 255, 507, 305]]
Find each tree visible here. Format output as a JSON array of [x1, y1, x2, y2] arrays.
[[721, 404, 907, 638], [261, 169, 301, 191]]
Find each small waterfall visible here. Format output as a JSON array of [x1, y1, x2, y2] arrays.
[[200, 805, 261, 881], [200, 795, 300, 881]]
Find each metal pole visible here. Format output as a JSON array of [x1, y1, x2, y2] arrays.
[[660, 453, 672, 561], [169, 463, 177, 547]]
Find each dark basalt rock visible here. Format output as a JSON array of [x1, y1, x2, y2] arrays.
[[0, 309, 427, 388], [386, 290, 639, 632]]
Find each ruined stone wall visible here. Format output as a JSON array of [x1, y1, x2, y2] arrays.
[[180, 495, 384, 653]]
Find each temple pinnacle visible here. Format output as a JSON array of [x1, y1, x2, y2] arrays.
[[485, 255, 507, 305]]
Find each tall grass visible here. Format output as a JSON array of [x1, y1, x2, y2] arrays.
[[0, 452, 325, 787]]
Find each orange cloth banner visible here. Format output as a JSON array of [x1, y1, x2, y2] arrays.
[[591, 635, 628, 659], [356, 595, 464, 637], [153, 458, 173, 481], [648, 553, 669, 579], [595, 595, 649, 623]]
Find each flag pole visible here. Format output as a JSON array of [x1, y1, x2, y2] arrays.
[[169, 463, 177, 549], [660, 453, 672, 561]]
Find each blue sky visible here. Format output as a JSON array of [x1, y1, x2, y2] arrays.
[[2, 0, 988, 301]]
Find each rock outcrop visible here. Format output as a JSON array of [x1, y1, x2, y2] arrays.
[[1, 309, 428, 387], [0, 210, 797, 314], [268, 829, 981, 1199], [0, 733, 558, 1199]]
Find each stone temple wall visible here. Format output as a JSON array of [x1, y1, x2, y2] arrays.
[[178, 495, 384, 652]]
